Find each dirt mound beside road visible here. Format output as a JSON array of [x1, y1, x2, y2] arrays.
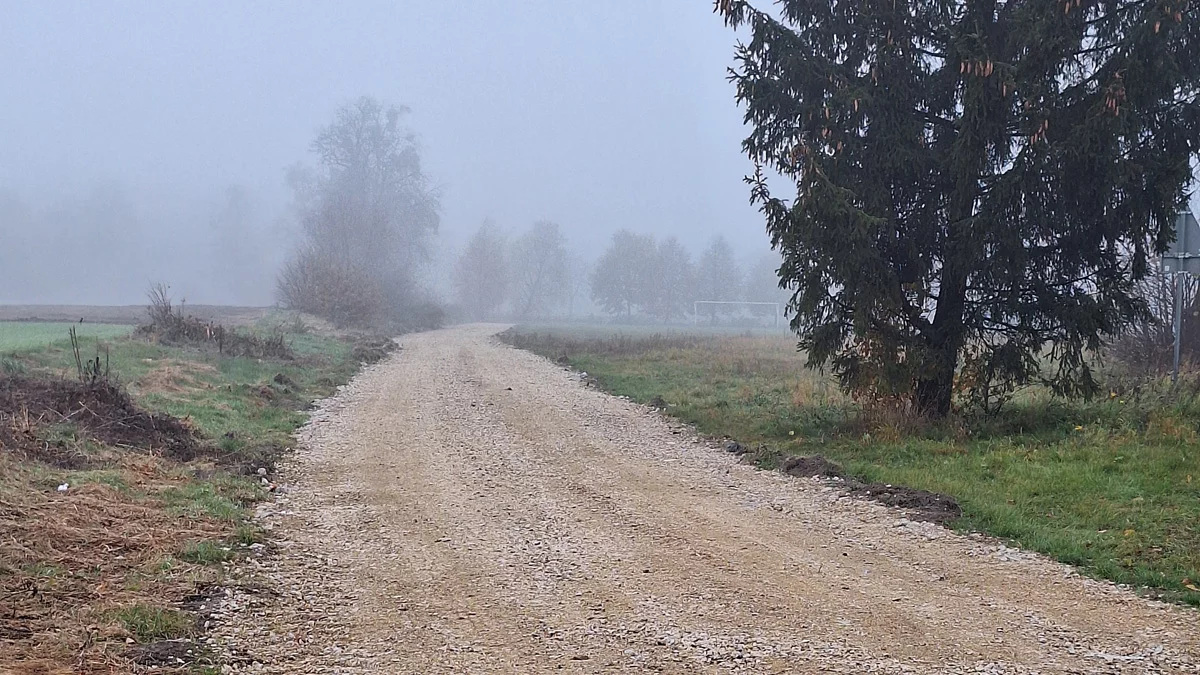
[[0, 376, 202, 464], [846, 481, 963, 524], [780, 454, 962, 523], [780, 454, 845, 478]]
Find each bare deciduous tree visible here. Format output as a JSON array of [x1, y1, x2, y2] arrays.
[[454, 220, 508, 320], [1111, 273, 1200, 376], [510, 221, 568, 319], [741, 252, 791, 321], [277, 96, 440, 328], [209, 186, 271, 304], [565, 252, 592, 318], [696, 235, 741, 321]]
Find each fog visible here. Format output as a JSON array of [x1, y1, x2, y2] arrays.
[[0, 1, 763, 307]]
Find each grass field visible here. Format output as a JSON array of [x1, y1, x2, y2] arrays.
[[0, 304, 274, 326], [503, 324, 1200, 606], [0, 315, 378, 672], [0, 321, 132, 351]]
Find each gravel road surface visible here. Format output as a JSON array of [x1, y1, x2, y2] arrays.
[[208, 325, 1199, 674]]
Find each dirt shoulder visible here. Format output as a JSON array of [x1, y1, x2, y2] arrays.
[[211, 324, 1199, 674]]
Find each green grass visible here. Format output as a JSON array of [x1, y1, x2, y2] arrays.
[[160, 476, 263, 521], [503, 325, 1200, 606], [111, 605, 196, 641], [177, 540, 234, 565], [8, 324, 359, 465], [231, 524, 265, 546], [0, 321, 131, 351], [6, 323, 362, 512], [22, 562, 62, 578]]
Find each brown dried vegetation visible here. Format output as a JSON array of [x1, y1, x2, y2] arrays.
[[0, 377, 227, 673], [138, 283, 293, 360], [0, 458, 223, 673]]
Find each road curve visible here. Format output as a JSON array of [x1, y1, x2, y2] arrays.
[[211, 324, 1199, 674]]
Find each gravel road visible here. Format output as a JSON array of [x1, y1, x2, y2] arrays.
[[208, 325, 1199, 674]]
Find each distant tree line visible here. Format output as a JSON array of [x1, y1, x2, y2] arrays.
[[260, 95, 783, 330], [452, 222, 789, 323], [0, 183, 282, 306]]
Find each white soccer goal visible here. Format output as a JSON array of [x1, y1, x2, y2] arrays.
[[693, 301, 783, 327]]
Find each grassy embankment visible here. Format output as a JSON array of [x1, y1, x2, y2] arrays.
[[0, 314, 378, 673], [503, 325, 1200, 607]]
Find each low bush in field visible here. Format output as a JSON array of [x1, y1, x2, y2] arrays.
[[276, 250, 445, 333], [138, 283, 294, 359]]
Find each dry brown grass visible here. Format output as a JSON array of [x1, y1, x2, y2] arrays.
[[0, 457, 223, 673], [0, 317, 363, 672], [134, 361, 218, 398]]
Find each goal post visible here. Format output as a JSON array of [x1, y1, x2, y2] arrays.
[[693, 301, 782, 327]]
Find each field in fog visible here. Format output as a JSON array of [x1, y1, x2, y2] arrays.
[[0, 304, 273, 326], [0, 321, 132, 352], [3, 0, 1198, 670]]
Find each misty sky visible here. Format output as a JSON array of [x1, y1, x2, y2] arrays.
[[2, 0, 763, 305]]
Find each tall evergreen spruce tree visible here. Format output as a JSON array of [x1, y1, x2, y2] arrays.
[[719, 0, 1200, 415]]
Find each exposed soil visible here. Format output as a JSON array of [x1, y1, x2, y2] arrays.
[[207, 325, 1200, 674], [125, 640, 200, 667], [779, 454, 845, 479], [723, 440, 750, 454], [0, 376, 202, 463], [0, 372, 233, 673], [845, 481, 963, 524], [778, 455, 962, 524], [349, 337, 398, 364]]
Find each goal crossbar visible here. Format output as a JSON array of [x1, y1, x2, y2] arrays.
[[693, 301, 782, 327]]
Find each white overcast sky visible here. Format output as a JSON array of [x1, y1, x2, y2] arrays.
[[0, 1, 765, 259]]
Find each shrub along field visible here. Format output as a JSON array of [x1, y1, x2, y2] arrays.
[[0, 313, 386, 673], [502, 325, 1200, 607]]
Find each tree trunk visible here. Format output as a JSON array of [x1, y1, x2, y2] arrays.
[[914, 347, 957, 417], [915, 268, 968, 417]]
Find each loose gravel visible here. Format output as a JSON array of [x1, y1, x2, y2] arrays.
[[207, 325, 1199, 674]]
